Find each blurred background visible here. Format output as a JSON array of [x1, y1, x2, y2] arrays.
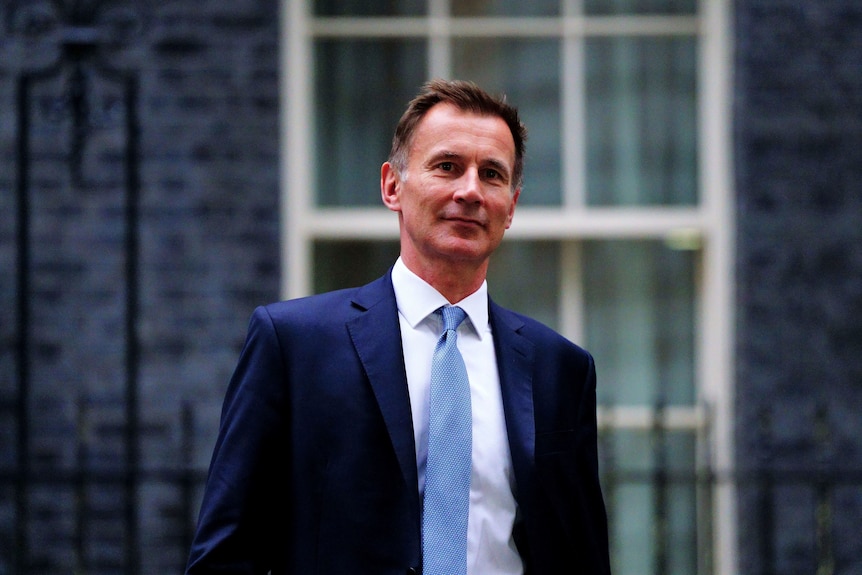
[[1, 0, 860, 573]]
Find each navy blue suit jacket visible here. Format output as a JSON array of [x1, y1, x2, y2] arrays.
[[186, 271, 610, 574]]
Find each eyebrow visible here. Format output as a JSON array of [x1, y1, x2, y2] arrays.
[[428, 151, 512, 180]]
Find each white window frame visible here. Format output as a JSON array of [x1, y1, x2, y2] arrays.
[[279, 1, 735, 572]]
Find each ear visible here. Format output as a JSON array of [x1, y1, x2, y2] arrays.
[[505, 187, 520, 229], [381, 162, 401, 212]]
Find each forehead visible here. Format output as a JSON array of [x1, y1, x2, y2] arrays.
[[410, 103, 515, 163]]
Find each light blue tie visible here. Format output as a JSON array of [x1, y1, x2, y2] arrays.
[[423, 305, 471, 575]]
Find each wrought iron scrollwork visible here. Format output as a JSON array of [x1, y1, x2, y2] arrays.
[[10, 1, 146, 572], [9, 0, 144, 185]]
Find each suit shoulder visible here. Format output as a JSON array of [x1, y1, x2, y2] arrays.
[[265, 287, 357, 313], [253, 287, 360, 330], [252, 273, 393, 330], [494, 304, 592, 360]]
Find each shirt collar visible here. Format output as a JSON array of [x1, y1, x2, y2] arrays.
[[391, 257, 490, 340]]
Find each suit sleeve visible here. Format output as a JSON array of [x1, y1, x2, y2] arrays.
[[529, 345, 611, 575], [576, 353, 611, 575], [186, 306, 290, 574]]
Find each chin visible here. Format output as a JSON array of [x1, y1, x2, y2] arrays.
[[435, 242, 491, 263]]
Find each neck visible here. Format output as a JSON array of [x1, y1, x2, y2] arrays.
[[401, 255, 487, 304]]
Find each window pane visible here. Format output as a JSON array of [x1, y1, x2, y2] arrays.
[[486, 241, 560, 330], [314, 40, 427, 206], [584, 240, 696, 406], [583, 0, 696, 15], [452, 39, 562, 206], [313, 240, 401, 293], [586, 37, 697, 206], [313, 0, 425, 17], [599, 428, 698, 575], [452, 0, 559, 17]]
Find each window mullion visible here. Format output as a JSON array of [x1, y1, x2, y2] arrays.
[[428, 0, 450, 78], [560, 241, 584, 344], [283, 0, 314, 300], [562, 3, 586, 208]]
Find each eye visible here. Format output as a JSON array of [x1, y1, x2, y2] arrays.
[[484, 168, 500, 179], [438, 162, 455, 172]]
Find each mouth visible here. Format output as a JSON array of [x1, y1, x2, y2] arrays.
[[444, 215, 486, 228]]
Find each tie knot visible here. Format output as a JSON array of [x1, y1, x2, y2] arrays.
[[440, 305, 467, 333]]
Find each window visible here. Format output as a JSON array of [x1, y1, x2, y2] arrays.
[[281, 1, 734, 572]]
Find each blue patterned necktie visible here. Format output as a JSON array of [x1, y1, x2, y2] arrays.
[[423, 305, 472, 575]]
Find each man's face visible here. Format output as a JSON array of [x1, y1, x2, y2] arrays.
[[381, 103, 520, 274]]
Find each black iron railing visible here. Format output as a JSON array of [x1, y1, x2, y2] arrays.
[[6, 1, 144, 572]]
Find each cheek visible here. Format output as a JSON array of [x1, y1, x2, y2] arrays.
[[492, 197, 516, 221], [400, 200, 434, 233], [407, 192, 445, 219]]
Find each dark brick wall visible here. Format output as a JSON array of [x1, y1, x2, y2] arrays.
[[734, 1, 862, 573], [0, 1, 280, 573]]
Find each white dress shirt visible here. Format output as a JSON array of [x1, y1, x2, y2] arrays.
[[391, 257, 523, 575]]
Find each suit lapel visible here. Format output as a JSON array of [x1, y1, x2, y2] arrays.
[[345, 273, 419, 496], [490, 301, 536, 499]]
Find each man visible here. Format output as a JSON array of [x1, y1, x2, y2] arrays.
[[186, 79, 610, 574]]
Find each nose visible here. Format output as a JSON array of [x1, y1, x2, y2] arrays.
[[453, 167, 482, 204]]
